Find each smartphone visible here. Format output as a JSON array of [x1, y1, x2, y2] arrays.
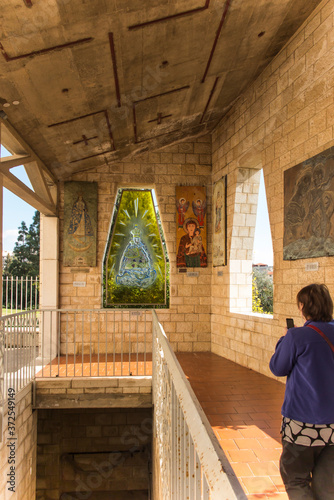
[[286, 318, 294, 329]]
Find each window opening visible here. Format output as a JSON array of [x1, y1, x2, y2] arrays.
[[230, 168, 273, 316], [252, 170, 273, 314]]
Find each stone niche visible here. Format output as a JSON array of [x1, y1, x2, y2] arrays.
[[37, 408, 152, 500]]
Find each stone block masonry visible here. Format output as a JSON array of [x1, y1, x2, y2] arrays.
[[34, 377, 152, 409], [37, 407, 152, 500], [0, 383, 37, 500]]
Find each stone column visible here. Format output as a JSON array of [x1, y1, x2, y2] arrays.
[[0, 173, 3, 314], [39, 215, 59, 362], [230, 168, 261, 313]]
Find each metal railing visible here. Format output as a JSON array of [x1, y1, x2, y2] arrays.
[[2, 275, 39, 314], [0, 310, 38, 406], [152, 311, 247, 500], [37, 308, 151, 377]]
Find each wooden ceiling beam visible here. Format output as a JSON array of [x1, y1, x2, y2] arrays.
[[2, 170, 56, 216], [0, 154, 33, 170], [24, 160, 55, 208], [0, 117, 58, 215], [0, 117, 56, 183]]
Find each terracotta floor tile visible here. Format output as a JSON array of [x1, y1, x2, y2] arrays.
[[215, 427, 245, 440], [247, 495, 267, 500], [213, 437, 239, 450], [227, 449, 259, 463], [270, 475, 286, 491], [241, 476, 277, 495], [254, 449, 282, 462], [265, 493, 289, 499], [248, 461, 280, 477], [257, 438, 281, 449], [234, 438, 264, 450], [232, 462, 254, 477], [239, 426, 268, 439]]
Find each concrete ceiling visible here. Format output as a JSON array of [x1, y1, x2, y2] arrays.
[[0, 0, 322, 181]]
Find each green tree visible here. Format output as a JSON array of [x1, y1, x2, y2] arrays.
[[252, 269, 273, 314], [252, 276, 264, 313], [3, 211, 40, 277]]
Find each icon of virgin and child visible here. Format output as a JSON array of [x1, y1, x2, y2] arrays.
[[177, 218, 207, 267]]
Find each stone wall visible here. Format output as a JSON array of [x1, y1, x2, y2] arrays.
[[34, 377, 152, 409], [211, 0, 334, 375], [0, 383, 37, 500], [36, 408, 152, 500], [58, 137, 212, 352]]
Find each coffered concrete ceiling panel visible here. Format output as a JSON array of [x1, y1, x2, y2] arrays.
[[134, 85, 191, 142], [0, 0, 323, 179]]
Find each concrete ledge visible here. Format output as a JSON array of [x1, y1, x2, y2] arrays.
[[34, 377, 152, 409]]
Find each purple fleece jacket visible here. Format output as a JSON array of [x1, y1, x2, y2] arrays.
[[270, 320, 334, 424]]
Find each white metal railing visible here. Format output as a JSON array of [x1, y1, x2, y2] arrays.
[[0, 311, 38, 419], [37, 309, 151, 377], [152, 311, 247, 500], [2, 275, 39, 314]]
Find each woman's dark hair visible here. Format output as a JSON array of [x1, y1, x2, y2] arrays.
[[296, 284, 333, 322]]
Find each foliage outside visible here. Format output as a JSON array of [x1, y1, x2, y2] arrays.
[[252, 269, 273, 314], [3, 211, 40, 309], [3, 210, 40, 277]]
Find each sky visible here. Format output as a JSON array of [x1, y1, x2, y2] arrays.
[[253, 170, 273, 266], [1, 145, 35, 254], [1, 145, 273, 265]]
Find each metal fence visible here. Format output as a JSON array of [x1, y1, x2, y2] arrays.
[[0, 310, 38, 404], [2, 276, 39, 314], [36, 308, 151, 377], [152, 311, 247, 500]]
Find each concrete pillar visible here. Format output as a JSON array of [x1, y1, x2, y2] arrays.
[[230, 168, 261, 314], [39, 215, 59, 361], [0, 173, 3, 315]]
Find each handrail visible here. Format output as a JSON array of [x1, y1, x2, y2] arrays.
[[152, 311, 247, 499]]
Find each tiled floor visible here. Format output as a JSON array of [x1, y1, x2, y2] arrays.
[[35, 353, 152, 377], [177, 352, 287, 500], [37, 351, 287, 498]]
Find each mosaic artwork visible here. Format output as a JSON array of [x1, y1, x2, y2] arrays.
[[213, 176, 227, 266], [176, 186, 207, 267], [103, 189, 169, 307], [63, 181, 97, 267], [284, 147, 334, 260]]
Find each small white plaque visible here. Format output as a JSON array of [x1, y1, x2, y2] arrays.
[[73, 281, 86, 287], [305, 262, 319, 272], [217, 271, 223, 276], [187, 272, 199, 277]]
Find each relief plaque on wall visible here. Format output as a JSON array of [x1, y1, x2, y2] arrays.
[[63, 181, 98, 267], [213, 176, 227, 266], [284, 147, 334, 260], [176, 186, 207, 267]]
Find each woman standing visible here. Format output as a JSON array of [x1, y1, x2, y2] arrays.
[[270, 283, 334, 499]]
